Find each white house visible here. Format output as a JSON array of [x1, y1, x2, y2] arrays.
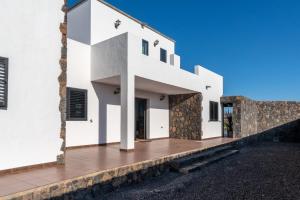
[[67, 0, 223, 151], [0, 0, 223, 172], [0, 1, 64, 171]]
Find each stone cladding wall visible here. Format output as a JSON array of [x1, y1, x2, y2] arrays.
[[257, 101, 300, 132], [57, 0, 67, 164], [240, 98, 258, 137], [169, 93, 202, 140], [221, 96, 300, 141]]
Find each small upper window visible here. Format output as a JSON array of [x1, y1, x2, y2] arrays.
[[160, 48, 167, 63], [67, 87, 88, 121], [209, 101, 219, 121], [0, 57, 8, 110], [142, 39, 149, 56]]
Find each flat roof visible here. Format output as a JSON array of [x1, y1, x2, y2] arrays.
[[68, 0, 176, 43]]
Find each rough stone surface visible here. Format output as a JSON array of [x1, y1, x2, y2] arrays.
[[57, 0, 67, 164], [221, 96, 300, 141], [169, 93, 202, 140], [257, 101, 300, 132]]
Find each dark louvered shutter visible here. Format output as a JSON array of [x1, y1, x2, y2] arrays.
[[209, 101, 219, 121], [0, 57, 8, 109], [213, 102, 219, 121], [67, 88, 88, 121]]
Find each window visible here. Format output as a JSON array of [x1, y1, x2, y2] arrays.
[[67, 87, 88, 121], [160, 48, 167, 63], [209, 101, 219, 121], [142, 39, 149, 56], [0, 57, 8, 110]]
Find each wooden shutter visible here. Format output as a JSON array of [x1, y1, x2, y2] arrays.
[[67, 88, 88, 121], [0, 57, 8, 109]]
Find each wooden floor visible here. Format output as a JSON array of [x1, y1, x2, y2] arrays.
[[0, 138, 236, 197]]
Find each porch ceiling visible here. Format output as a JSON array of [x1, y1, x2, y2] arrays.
[[94, 75, 198, 95]]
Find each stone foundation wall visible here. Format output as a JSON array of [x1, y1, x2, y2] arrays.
[[169, 93, 202, 140], [221, 96, 300, 141], [3, 142, 222, 200]]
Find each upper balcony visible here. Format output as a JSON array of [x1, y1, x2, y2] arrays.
[[91, 32, 210, 94]]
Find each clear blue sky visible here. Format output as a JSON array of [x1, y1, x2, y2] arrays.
[[68, 0, 300, 101]]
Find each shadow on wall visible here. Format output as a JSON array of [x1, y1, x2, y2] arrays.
[[92, 82, 121, 144], [221, 96, 300, 141], [261, 119, 300, 143]]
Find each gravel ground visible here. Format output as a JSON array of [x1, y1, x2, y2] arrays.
[[101, 142, 300, 200]]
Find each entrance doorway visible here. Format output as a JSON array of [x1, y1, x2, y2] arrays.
[[135, 98, 148, 140], [222, 104, 233, 138]]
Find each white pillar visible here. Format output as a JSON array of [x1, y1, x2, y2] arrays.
[[120, 73, 135, 151]]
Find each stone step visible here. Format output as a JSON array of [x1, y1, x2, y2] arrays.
[[169, 145, 234, 170], [178, 150, 240, 174]]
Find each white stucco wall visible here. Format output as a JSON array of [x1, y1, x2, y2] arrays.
[[66, 39, 99, 147], [0, 1, 63, 170], [68, 0, 91, 44], [195, 65, 223, 139], [90, 0, 175, 60], [68, 0, 175, 64]]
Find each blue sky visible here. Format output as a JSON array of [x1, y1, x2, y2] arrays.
[[68, 0, 300, 101]]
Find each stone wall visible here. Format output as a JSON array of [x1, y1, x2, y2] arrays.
[[169, 93, 202, 140], [257, 101, 300, 133], [221, 96, 300, 141], [221, 96, 254, 138], [57, 0, 67, 164], [240, 98, 258, 137]]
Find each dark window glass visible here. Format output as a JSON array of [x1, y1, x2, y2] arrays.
[[209, 101, 219, 121], [160, 48, 167, 63], [142, 39, 149, 56], [0, 57, 8, 110], [67, 87, 88, 121]]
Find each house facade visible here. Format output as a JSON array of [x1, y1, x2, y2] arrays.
[[0, 1, 65, 171], [67, 0, 223, 151], [0, 0, 223, 172]]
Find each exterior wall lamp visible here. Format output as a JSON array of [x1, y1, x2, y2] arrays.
[[160, 95, 166, 101], [114, 19, 121, 29], [114, 88, 120, 95], [154, 40, 159, 47], [206, 85, 212, 90]]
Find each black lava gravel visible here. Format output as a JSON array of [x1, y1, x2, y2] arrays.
[[101, 142, 300, 200]]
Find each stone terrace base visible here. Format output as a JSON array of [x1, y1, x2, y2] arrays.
[[0, 138, 237, 199]]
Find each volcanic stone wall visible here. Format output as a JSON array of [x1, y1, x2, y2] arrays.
[[169, 93, 202, 140], [221, 96, 257, 138], [240, 98, 258, 137], [57, 0, 67, 164], [221, 96, 300, 141], [257, 101, 300, 132]]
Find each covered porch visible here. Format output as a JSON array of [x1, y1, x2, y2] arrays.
[[93, 75, 201, 151], [0, 138, 237, 198]]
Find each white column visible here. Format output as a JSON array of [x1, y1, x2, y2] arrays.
[[120, 73, 135, 150]]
